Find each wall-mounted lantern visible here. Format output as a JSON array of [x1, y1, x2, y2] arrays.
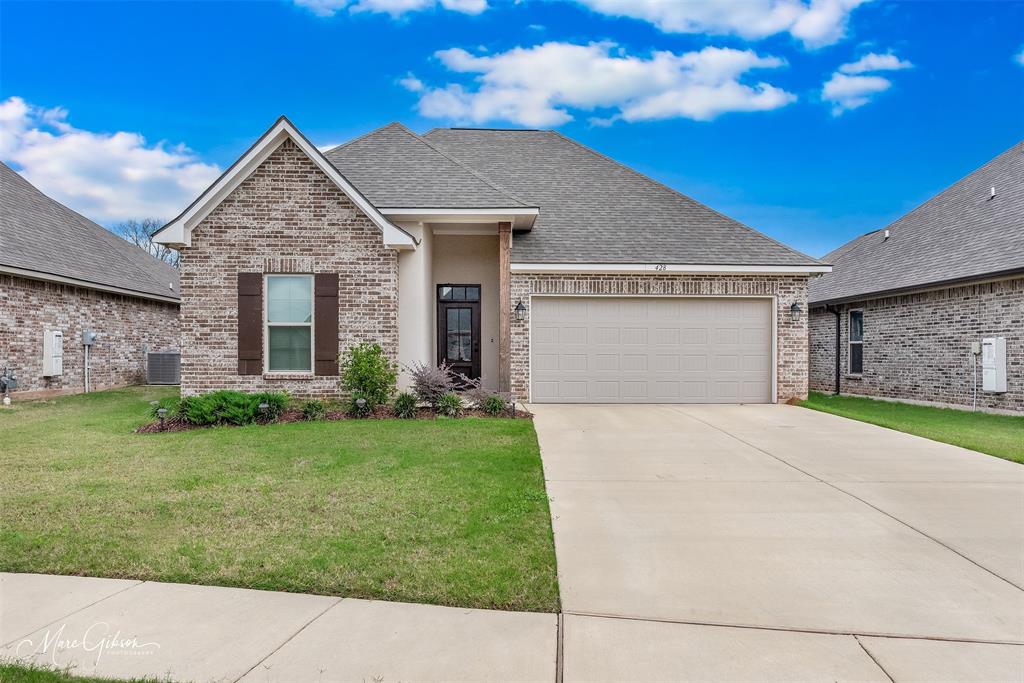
[[790, 302, 803, 323], [514, 299, 526, 322]]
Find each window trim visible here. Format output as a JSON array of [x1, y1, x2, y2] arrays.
[[848, 308, 864, 376], [264, 273, 315, 375]]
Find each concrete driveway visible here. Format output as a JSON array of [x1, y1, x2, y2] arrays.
[[533, 403, 1024, 682]]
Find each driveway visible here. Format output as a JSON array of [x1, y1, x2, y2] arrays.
[[533, 403, 1024, 682]]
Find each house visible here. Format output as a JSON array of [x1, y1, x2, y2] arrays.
[[153, 117, 829, 403], [808, 141, 1023, 414], [0, 162, 180, 398]]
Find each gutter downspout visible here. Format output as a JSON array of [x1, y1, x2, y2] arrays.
[[827, 304, 841, 395]]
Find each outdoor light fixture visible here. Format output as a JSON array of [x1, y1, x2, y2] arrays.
[[514, 299, 526, 322], [157, 407, 168, 430], [355, 398, 367, 409], [258, 402, 270, 418], [790, 302, 803, 323]]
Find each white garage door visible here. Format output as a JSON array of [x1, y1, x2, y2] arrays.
[[530, 297, 773, 404]]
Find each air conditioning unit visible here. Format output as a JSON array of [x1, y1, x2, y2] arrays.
[[147, 352, 181, 385]]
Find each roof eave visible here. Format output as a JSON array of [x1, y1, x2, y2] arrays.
[[808, 266, 1024, 306], [510, 262, 832, 275], [1, 265, 180, 304]]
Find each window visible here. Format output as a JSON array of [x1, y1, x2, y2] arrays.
[[848, 309, 863, 375], [266, 275, 313, 372], [438, 285, 480, 302]]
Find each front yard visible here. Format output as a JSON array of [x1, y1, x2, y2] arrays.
[[800, 392, 1024, 464], [0, 387, 559, 612]]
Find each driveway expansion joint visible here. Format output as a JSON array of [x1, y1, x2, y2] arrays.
[[232, 597, 344, 683], [855, 635, 896, 683]]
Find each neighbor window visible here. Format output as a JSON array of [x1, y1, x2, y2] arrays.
[[848, 309, 864, 375], [266, 275, 313, 372]]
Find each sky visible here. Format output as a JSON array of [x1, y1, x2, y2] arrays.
[[1, 0, 1022, 258]]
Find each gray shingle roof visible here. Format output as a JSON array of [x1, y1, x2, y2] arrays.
[[809, 141, 1024, 305], [324, 123, 530, 209], [0, 162, 180, 301], [422, 128, 822, 266]]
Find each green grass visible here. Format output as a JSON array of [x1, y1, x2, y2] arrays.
[[0, 387, 559, 612], [0, 661, 163, 683], [800, 392, 1024, 464]]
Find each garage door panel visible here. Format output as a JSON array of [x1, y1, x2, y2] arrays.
[[531, 297, 772, 404]]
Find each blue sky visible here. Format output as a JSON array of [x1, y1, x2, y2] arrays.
[[1, 0, 1021, 257]]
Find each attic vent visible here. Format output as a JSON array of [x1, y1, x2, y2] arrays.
[[883, 229, 890, 241], [147, 352, 181, 385], [990, 186, 996, 199]]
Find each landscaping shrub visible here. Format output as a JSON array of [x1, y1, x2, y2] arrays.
[[393, 392, 418, 419], [348, 391, 374, 418], [435, 391, 463, 418], [177, 390, 289, 426], [148, 396, 181, 419], [302, 399, 327, 421], [461, 376, 490, 406], [406, 361, 455, 407], [481, 394, 508, 416], [340, 343, 397, 406]]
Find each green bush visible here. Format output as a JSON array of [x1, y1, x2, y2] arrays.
[[481, 394, 508, 416], [302, 399, 327, 421], [435, 391, 463, 418], [340, 343, 397, 406], [148, 396, 181, 419], [393, 392, 418, 419], [177, 390, 289, 426], [348, 391, 375, 418]]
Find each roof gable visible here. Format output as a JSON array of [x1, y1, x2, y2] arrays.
[[423, 128, 823, 268], [153, 117, 415, 250], [0, 162, 180, 302], [324, 122, 531, 209], [809, 141, 1024, 304]]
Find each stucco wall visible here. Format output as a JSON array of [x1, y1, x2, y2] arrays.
[[509, 273, 809, 402], [809, 275, 1023, 413], [178, 138, 399, 398], [0, 273, 180, 396], [432, 234, 500, 391]]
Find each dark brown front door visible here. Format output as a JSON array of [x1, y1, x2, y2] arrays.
[[437, 284, 481, 382]]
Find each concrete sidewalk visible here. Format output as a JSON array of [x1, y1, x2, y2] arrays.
[[0, 573, 557, 682]]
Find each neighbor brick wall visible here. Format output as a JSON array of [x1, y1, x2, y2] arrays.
[[509, 273, 809, 402], [177, 139, 398, 398], [809, 275, 1024, 413], [0, 273, 179, 396]]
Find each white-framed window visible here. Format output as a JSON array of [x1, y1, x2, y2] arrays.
[[265, 274, 313, 373], [848, 309, 864, 375]]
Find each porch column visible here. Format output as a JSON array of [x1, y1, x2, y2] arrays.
[[498, 221, 512, 394]]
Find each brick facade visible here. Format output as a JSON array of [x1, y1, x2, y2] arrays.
[[0, 273, 180, 396], [809, 276, 1023, 413], [178, 139, 398, 398], [509, 273, 809, 402]]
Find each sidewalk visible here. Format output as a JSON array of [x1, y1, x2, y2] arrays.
[[0, 573, 557, 682]]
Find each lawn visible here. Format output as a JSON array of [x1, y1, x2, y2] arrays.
[[0, 661, 156, 683], [800, 392, 1024, 464], [0, 387, 559, 612]]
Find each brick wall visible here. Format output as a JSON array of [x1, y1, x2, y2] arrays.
[[809, 275, 1024, 413], [0, 273, 179, 396], [509, 273, 809, 402], [178, 139, 398, 398]]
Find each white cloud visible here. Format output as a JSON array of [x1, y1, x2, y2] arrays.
[[294, 0, 486, 18], [571, 0, 870, 48], [399, 72, 425, 92], [1015, 46, 1024, 66], [411, 42, 796, 127], [839, 52, 913, 74], [822, 51, 912, 115], [0, 96, 220, 223]]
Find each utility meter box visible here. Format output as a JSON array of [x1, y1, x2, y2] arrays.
[[981, 337, 1007, 393], [42, 329, 64, 376]]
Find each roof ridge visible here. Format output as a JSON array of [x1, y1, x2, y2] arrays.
[[396, 124, 534, 208], [547, 130, 824, 266]]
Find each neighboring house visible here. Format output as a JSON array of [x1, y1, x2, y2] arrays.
[[0, 162, 180, 397], [809, 142, 1023, 414], [154, 117, 828, 403]]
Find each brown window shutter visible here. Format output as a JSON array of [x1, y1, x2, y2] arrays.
[[314, 273, 339, 376], [237, 273, 263, 375]]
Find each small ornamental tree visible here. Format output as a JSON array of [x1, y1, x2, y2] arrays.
[[340, 343, 398, 406]]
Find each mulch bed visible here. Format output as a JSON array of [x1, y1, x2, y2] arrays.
[[135, 404, 532, 433]]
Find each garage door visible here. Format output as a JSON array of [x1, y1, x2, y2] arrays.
[[530, 297, 772, 404]]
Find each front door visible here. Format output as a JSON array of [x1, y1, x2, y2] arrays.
[[437, 284, 481, 382]]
